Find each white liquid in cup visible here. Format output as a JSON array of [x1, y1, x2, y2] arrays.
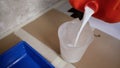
[[58, 19, 94, 63]]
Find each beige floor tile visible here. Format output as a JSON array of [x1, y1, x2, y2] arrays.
[[0, 34, 21, 54], [23, 9, 73, 54]]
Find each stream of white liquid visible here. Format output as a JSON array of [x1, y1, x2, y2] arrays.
[[73, 6, 95, 47]]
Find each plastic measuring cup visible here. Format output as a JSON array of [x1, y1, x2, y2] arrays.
[[58, 19, 94, 63]]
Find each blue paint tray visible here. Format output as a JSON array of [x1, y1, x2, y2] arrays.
[[0, 41, 55, 68]]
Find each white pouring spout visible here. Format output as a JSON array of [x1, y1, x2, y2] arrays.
[[73, 1, 99, 47]]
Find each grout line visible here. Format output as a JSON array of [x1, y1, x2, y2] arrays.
[[14, 29, 76, 68], [0, 0, 67, 40]]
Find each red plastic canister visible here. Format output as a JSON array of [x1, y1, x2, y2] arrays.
[[69, 0, 120, 23]]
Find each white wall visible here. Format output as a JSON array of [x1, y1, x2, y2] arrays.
[[0, 0, 59, 39]]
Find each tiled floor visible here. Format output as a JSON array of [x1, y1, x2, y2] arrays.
[[23, 9, 120, 68], [23, 9, 73, 54]]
